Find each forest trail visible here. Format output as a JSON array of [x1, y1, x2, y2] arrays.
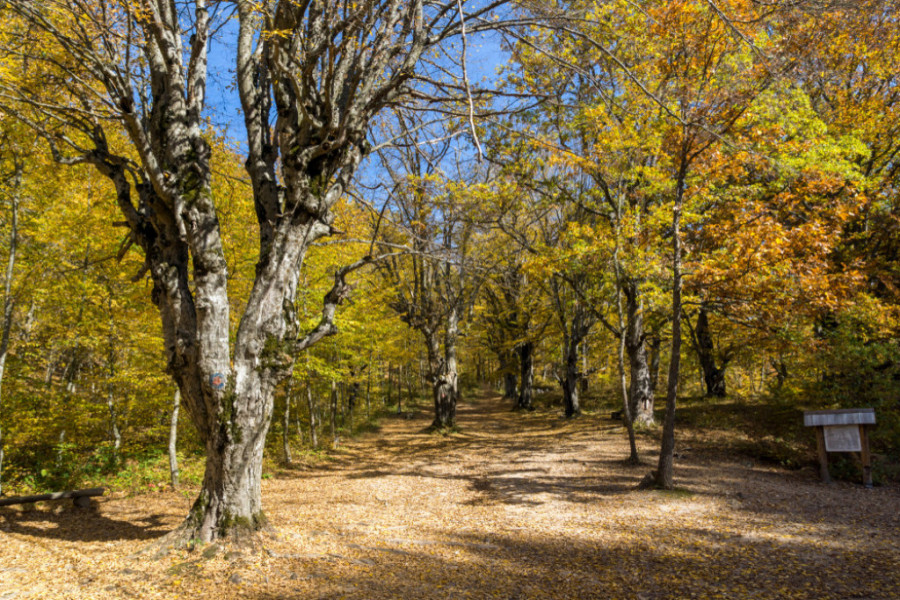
[[1, 392, 899, 599]]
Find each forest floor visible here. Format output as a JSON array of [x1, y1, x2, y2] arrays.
[[1, 391, 899, 600]]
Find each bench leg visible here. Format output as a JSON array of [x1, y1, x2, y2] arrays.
[[73, 496, 92, 508]]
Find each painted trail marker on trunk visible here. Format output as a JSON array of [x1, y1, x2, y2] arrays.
[[803, 408, 875, 487]]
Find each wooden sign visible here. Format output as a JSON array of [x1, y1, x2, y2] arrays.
[[803, 408, 875, 487]]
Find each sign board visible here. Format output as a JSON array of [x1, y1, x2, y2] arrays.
[[803, 408, 874, 486], [823, 425, 862, 452]]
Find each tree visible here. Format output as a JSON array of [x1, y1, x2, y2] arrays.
[[0, 0, 506, 542], [376, 129, 480, 429], [0, 129, 24, 494]]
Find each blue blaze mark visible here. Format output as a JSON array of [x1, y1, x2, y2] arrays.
[[209, 373, 226, 390]]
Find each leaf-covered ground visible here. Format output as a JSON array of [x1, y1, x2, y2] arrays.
[[1, 393, 898, 599]]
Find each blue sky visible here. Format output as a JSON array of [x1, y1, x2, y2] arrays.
[[201, 20, 510, 149]]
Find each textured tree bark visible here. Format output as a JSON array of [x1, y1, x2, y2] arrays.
[[182, 420, 269, 542], [624, 284, 655, 426], [426, 308, 460, 429], [516, 341, 534, 411]]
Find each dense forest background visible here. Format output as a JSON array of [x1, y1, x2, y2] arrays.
[[0, 0, 898, 501]]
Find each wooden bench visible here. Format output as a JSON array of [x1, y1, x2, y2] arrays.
[[0, 487, 104, 508]]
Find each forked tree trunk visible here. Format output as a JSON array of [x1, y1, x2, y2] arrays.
[[516, 341, 534, 411], [7, 0, 479, 547]]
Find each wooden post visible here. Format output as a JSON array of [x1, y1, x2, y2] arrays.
[[860, 425, 873, 488], [815, 427, 831, 483]]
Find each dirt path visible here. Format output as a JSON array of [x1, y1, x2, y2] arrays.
[[1, 393, 899, 599]]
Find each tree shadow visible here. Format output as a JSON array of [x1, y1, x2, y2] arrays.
[[0, 503, 171, 542], [233, 521, 895, 600]]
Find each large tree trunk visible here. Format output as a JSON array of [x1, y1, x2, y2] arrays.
[[516, 341, 534, 411], [429, 308, 459, 429], [624, 284, 655, 426], [184, 426, 269, 541]]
